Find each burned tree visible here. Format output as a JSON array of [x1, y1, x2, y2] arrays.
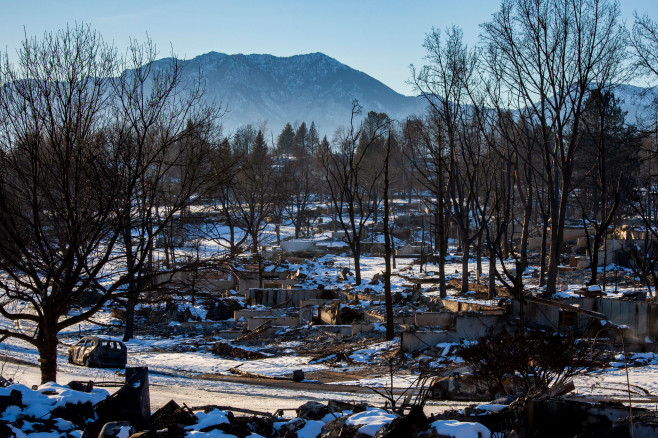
[[0, 25, 220, 381], [481, 0, 628, 296], [112, 40, 219, 341], [413, 26, 484, 295], [322, 102, 389, 285]]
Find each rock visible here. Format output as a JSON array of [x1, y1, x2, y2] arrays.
[[327, 400, 366, 414], [277, 417, 306, 436], [377, 406, 427, 438], [0, 389, 23, 414], [340, 268, 353, 281], [297, 401, 332, 421], [66, 380, 94, 392], [98, 421, 135, 438], [51, 400, 95, 429], [370, 273, 384, 285], [151, 400, 196, 431], [319, 415, 362, 438], [429, 374, 491, 401], [292, 370, 305, 382], [219, 415, 273, 438]]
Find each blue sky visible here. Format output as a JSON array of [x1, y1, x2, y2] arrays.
[[1, 0, 656, 95]]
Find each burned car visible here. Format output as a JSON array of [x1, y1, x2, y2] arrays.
[[67, 336, 127, 368]]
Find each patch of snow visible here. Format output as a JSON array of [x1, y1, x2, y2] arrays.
[[345, 408, 398, 436], [187, 408, 231, 431], [473, 403, 508, 414], [296, 419, 324, 438], [431, 419, 491, 438]]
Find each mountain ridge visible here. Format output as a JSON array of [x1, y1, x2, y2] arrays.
[[149, 51, 656, 137], [153, 51, 425, 135]]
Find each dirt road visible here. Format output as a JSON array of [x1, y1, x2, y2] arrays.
[[8, 357, 467, 415]]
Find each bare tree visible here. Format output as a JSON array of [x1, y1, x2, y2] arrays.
[[405, 115, 450, 296], [382, 132, 395, 340], [481, 0, 628, 296], [283, 139, 316, 239], [572, 89, 639, 287], [0, 25, 219, 382], [627, 12, 658, 295], [194, 138, 247, 257], [413, 26, 484, 294], [322, 102, 389, 285], [232, 131, 279, 256], [111, 39, 219, 341], [0, 25, 121, 383], [632, 12, 658, 80]]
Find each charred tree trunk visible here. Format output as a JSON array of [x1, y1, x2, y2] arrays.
[[476, 234, 483, 283], [488, 245, 497, 300], [460, 228, 470, 293], [37, 323, 58, 383], [539, 213, 550, 287], [519, 193, 533, 273], [545, 182, 570, 296], [383, 138, 394, 341], [123, 226, 137, 342]]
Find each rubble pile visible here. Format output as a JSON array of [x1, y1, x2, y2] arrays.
[[0, 376, 497, 438], [4, 371, 657, 438]]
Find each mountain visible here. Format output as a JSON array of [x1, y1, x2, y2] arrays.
[[609, 83, 657, 128], [154, 52, 426, 136], [149, 51, 657, 136]]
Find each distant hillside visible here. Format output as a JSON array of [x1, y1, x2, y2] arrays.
[[152, 52, 426, 136], [148, 52, 657, 136], [610, 83, 657, 128]]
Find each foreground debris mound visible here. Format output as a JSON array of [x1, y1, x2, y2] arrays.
[[0, 376, 491, 438], [2, 366, 657, 437]]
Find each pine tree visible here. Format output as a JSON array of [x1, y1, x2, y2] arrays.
[[308, 121, 320, 154], [277, 123, 295, 156], [293, 122, 308, 156]]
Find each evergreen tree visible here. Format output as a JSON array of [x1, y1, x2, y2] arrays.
[[293, 122, 308, 156], [308, 121, 320, 154], [277, 123, 295, 156], [253, 129, 268, 156]]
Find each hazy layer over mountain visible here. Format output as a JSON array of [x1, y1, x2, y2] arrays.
[[157, 52, 426, 135], [151, 51, 656, 136], [612, 83, 658, 128]]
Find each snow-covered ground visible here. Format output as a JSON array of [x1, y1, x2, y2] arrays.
[[1, 237, 656, 436]]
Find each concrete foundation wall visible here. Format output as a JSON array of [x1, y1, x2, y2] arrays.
[[213, 330, 243, 340], [402, 314, 510, 351], [441, 300, 503, 314], [415, 312, 455, 328], [239, 278, 299, 295], [299, 299, 342, 308], [514, 298, 656, 340], [247, 316, 299, 330], [593, 299, 649, 337], [245, 288, 332, 307], [454, 314, 507, 340], [352, 323, 375, 335], [234, 309, 280, 320], [401, 330, 457, 352], [316, 325, 352, 336], [528, 298, 653, 337]]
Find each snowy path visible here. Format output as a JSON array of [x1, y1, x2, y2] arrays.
[[7, 357, 469, 416]]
